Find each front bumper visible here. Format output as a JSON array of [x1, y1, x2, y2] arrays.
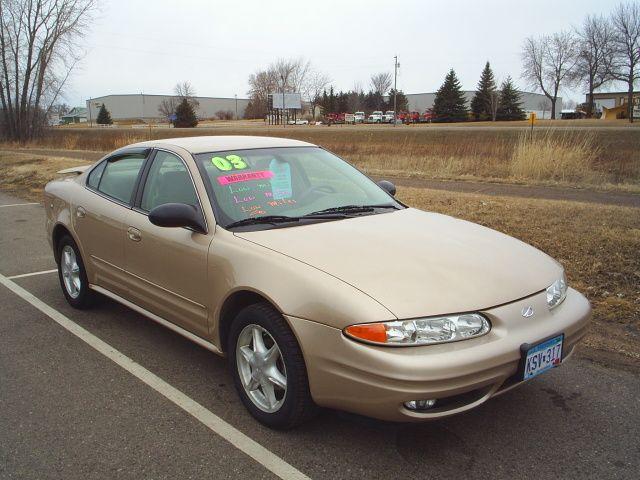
[[287, 287, 591, 422]]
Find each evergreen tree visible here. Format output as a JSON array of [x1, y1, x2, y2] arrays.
[[327, 86, 336, 113], [320, 90, 329, 114], [432, 69, 468, 122], [497, 77, 526, 121], [336, 91, 349, 113], [470, 62, 498, 121], [96, 104, 112, 125], [174, 98, 198, 127], [387, 89, 409, 112]]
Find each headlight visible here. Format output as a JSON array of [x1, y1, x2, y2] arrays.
[[344, 313, 490, 346], [546, 272, 568, 309]]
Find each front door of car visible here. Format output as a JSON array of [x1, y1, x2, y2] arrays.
[[124, 149, 211, 338], [74, 150, 148, 297]]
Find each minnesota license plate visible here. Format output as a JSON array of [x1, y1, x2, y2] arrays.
[[522, 334, 564, 381]]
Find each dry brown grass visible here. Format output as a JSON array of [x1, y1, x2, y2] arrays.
[[398, 186, 640, 372], [10, 124, 637, 190], [0, 151, 87, 199], [511, 129, 601, 183]]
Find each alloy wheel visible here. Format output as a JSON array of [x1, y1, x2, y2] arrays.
[[60, 245, 81, 299], [236, 324, 287, 413]]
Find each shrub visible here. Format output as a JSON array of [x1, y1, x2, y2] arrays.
[[215, 110, 234, 120]]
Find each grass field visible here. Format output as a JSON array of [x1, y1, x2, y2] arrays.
[[5, 122, 640, 191], [0, 148, 638, 371]]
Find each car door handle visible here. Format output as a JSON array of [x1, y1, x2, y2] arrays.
[[76, 206, 86, 218], [127, 227, 141, 242]]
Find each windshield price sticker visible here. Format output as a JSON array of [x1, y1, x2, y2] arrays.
[[269, 158, 292, 199]]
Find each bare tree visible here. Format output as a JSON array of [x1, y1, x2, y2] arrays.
[[281, 58, 311, 92], [247, 57, 329, 118], [487, 89, 500, 121], [370, 72, 392, 96], [0, 0, 97, 141], [574, 15, 615, 117], [247, 68, 280, 118], [174, 81, 199, 108], [610, 1, 640, 123], [157, 98, 177, 119], [302, 70, 330, 119], [521, 31, 579, 119]]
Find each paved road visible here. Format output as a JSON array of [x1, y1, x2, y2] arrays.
[[3, 147, 639, 208], [0, 190, 639, 480]]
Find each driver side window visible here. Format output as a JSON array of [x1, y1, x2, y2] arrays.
[[140, 151, 199, 212]]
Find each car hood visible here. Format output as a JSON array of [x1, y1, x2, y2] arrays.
[[234, 208, 562, 319]]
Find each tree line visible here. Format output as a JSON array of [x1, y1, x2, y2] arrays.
[[429, 66, 525, 122], [521, 1, 639, 121]]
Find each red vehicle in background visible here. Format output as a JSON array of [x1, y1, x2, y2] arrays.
[[421, 109, 434, 123], [324, 112, 347, 124], [399, 110, 433, 124]]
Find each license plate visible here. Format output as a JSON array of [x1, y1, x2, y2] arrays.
[[522, 334, 564, 381]]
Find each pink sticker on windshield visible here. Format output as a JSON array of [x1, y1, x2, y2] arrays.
[[217, 170, 274, 185]]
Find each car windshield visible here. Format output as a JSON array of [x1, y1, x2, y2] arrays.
[[194, 146, 401, 228]]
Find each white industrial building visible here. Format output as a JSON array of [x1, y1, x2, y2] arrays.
[[86, 94, 251, 122], [405, 91, 561, 119]]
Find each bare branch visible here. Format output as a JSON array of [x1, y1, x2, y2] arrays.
[[370, 72, 392, 96]]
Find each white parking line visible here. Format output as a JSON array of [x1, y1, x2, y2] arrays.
[[0, 202, 39, 208], [0, 272, 311, 480], [7, 269, 58, 280]]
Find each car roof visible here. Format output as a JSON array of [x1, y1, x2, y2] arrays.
[[130, 135, 317, 154]]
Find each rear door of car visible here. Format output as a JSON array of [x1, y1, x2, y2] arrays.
[[123, 148, 212, 338], [74, 148, 150, 297]]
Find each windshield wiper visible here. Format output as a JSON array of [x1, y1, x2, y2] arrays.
[[226, 213, 347, 229], [304, 204, 400, 216], [225, 215, 302, 229]]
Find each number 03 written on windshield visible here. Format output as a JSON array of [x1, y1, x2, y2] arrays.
[[212, 155, 247, 171]]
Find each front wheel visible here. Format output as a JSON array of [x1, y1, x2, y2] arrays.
[[228, 303, 317, 429], [57, 234, 95, 309]]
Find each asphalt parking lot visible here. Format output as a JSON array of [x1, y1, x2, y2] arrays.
[[1, 190, 638, 480]]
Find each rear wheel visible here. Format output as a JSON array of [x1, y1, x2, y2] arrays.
[[228, 303, 317, 429], [57, 235, 95, 309]]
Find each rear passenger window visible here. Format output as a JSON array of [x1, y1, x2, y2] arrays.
[[87, 161, 106, 189], [97, 155, 145, 204]]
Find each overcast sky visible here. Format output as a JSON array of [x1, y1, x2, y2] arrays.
[[67, 0, 623, 107]]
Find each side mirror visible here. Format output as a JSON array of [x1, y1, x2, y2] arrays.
[[149, 203, 206, 233], [377, 180, 396, 197]]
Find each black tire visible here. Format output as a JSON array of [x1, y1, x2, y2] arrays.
[[227, 303, 318, 429], [56, 234, 95, 309]]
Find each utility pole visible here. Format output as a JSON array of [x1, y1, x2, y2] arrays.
[[281, 73, 287, 128], [393, 55, 399, 127], [234, 94, 238, 120], [88, 97, 93, 127]]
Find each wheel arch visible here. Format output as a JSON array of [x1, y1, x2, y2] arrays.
[[217, 289, 284, 353], [52, 223, 74, 263]]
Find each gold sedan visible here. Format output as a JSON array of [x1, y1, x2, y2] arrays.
[[45, 136, 591, 428]]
